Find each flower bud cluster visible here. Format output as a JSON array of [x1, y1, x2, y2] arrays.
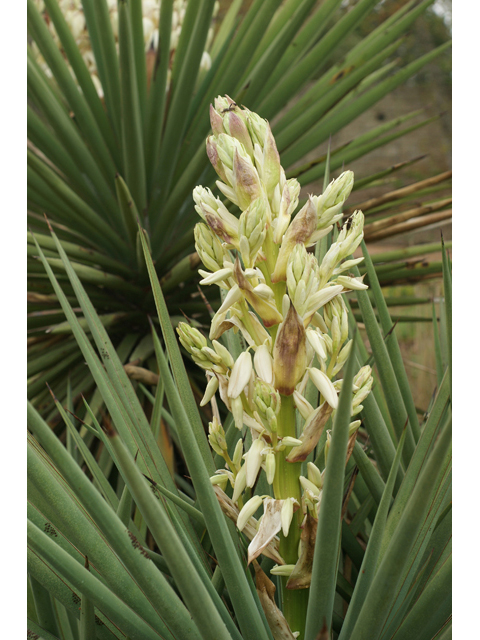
[[180, 97, 374, 570]]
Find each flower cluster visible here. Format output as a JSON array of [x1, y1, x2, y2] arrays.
[[31, 0, 216, 96], [178, 96, 373, 570]]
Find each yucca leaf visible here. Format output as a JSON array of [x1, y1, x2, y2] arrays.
[[27, 617, 62, 640], [259, 0, 379, 120], [149, 325, 272, 640], [27, 106, 96, 205], [351, 441, 386, 507], [389, 554, 452, 640], [275, 39, 402, 153], [106, 426, 243, 640], [27, 151, 126, 256], [379, 367, 450, 566], [255, 0, 343, 105], [239, 0, 318, 108], [27, 231, 133, 277], [28, 548, 120, 639], [137, 223, 214, 471], [28, 519, 166, 640], [432, 301, 445, 385], [361, 241, 420, 440], [28, 445, 172, 637], [115, 173, 141, 249], [338, 428, 407, 640], [304, 334, 358, 640], [118, 0, 147, 212], [273, 0, 428, 128], [347, 414, 451, 639], [29, 574, 60, 638], [209, 0, 243, 60], [152, 0, 217, 211], [51, 392, 119, 510], [37, 231, 210, 568], [28, 404, 204, 640], [81, 0, 122, 141], [352, 262, 415, 463], [292, 113, 439, 186], [144, 0, 173, 187], [282, 41, 450, 169], [128, 0, 147, 126], [27, 54, 119, 223], [79, 558, 97, 640], [441, 237, 452, 395], [27, 0, 117, 181], [41, 0, 120, 162]]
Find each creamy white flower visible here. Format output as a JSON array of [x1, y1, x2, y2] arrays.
[[308, 368, 339, 409], [228, 351, 253, 398]]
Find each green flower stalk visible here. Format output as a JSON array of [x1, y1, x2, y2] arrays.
[[177, 97, 373, 639]]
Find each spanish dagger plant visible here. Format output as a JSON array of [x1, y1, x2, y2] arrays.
[[27, 0, 451, 424], [28, 99, 451, 640]]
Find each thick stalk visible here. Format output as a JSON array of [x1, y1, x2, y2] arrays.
[[273, 394, 308, 638]]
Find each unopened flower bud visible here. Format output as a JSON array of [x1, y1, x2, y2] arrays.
[[231, 395, 244, 429], [353, 365, 372, 391], [314, 171, 354, 229], [336, 275, 369, 291], [307, 462, 323, 489], [300, 475, 321, 497], [193, 186, 240, 246], [270, 564, 296, 577], [237, 494, 264, 531], [265, 452, 276, 485], [232, 439, 244, 469], [332, 340, 353, 375], [273, 178, 301, 243], [331, 315, 341, 353], [337, 211, 365, 260], [273, 305, 307, 395], [200, 375, 219, 406], [306, 328, 327, 361], [293, 390, 315, 420], [254, 379, 280, 423], [239, 197, 267, 267], [208, 417, 227, 455], [212, 340, 235, 369], [308, 368, 338, 409], [228, 351, 253, 399], [324, 431, 332, 466], [281, 498, 297, 537], [177, 322, 207, 352], [232, 464, 247, 503], [245, 437, 266, 487], [353, 376, 373, 407], [194, 222, 227, 272], [223, 110, 254, 158], [279, 436, 303, 448], [271, 196, 317, 283], [254, 344, 274, 384], [210, 473, 229, 490]]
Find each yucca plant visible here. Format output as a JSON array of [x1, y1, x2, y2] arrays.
[[27, 0, 451, 424], [28, 99, 451, 639]]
